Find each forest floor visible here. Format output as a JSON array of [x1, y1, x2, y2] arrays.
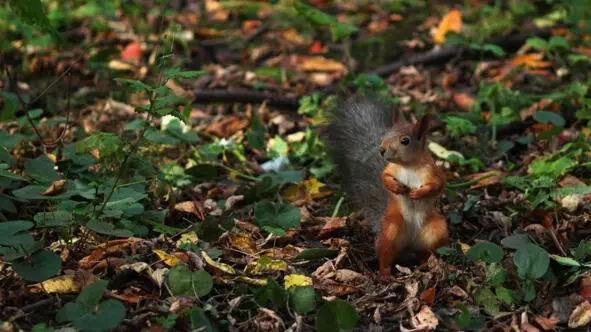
[[1, 1, 591, 331]]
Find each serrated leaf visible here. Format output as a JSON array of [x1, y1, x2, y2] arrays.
[[254, 201, 300, 235]]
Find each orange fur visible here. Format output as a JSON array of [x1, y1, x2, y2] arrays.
[[377, 127, 448, 279]]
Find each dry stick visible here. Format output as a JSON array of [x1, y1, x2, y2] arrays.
[[192, 27, 554, 110], [3, 66, 46, 146]]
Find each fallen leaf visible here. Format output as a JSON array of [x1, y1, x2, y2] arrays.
[[297, 56, 346, 73], [41, 179, 67, 196], [174, 201, 205, 219], [420, 288, 436, 305], [284, 274, 313, 289], [153, 249, 179, 267], [201, 250, 236, 275], [580, 277, 591, 299], [568, 300, 591, 328], [334, 269, 367, 283], [206, 115, 249, 138], [121, 43, 142, 65], [452, 93, 476, 111], [412, 305, 439, 330], [244, 257, 288, 275], [317, 217, 347, 239], [176, 231, 199, 248], [512, 53, 552, 70], [534, 315, 558, 330], [237, 276, 268, 286], [432, 10, 462, 44], [230, 232, 257, 254], [31, 275, 79, 294], [465, 171, 504, 190]]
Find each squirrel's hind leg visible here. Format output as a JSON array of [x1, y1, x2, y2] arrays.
[[417, 211, 449, 262], [376, 199, 404, 280]]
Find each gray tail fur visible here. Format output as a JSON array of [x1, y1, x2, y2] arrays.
[[322, 96, 392, 233]]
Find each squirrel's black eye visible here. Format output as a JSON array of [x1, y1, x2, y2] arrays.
[[400, 137, 410, 145]]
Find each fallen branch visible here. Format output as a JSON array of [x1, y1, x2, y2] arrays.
[[191, 28, 555, 109], [193, 89, 300, 109]]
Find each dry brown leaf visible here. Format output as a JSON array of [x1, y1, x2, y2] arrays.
[[580, 276, 591, 299], [520, 99, 553, 120], [317, 217, 347, 239], [452, 93, 476, 111], [464, 171, 503, 190], [205, 0, 229, 21], [420, 287, 436, 305], [174, 201, 205, 219], [334, 269, 367, 283], [41, 179, 67, 196], [412, 305, 439, 330], [432, 10, 462, 44], [297, 56, 346, 73], [534, 315, 558, 330], [230, 232, 257, 254], [568, 300, 591, 328], [206, 115, 249, 138]]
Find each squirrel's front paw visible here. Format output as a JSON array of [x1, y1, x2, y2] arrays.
[[387, 181, 410, 195], [409, 188, 429, 199]]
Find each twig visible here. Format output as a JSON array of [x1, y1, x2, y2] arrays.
[[3, 65, 47, 146]]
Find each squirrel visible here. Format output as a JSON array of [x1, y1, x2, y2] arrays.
[[323, 96, 449, 280]]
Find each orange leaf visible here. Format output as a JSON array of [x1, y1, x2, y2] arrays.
[[511, 53, 552, 70], [432, 10, 462, 44], [317, 217, 347, 239], [420, 287, 436, 305], [452, 93, 476, 111], [121, 43, 142, 65], [297, 56, 346, 73], [206, 115, 249, 138]]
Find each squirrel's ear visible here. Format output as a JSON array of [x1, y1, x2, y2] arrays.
[[413, 115, 431, 141], [392, 109, 399, 125]]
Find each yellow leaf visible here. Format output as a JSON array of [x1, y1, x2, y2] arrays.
[[432, 10, 462, 44], [41, 179, 67, 196], [31, 275, 80, 294], [230, 232, 257, 254], [303, 178, 332, 199], [458, 241, 471, 255], [153, 249, 179, 267], [201, 250, 236, 275], [237, 276, 268, 286], [176, 231, 199, 247], [284, 274, 313, 289], [244, 257, 288, 275]]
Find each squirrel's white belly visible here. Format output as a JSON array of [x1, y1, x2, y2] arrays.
[[394, 167, 431, 246]]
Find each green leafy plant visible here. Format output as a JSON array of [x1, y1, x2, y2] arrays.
[[56, 279, 126, 331]]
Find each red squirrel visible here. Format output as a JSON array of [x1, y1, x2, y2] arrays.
[[324, 96, 449, 280]]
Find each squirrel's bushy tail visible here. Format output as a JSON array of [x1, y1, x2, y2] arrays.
[[323, 96, 392, 232]]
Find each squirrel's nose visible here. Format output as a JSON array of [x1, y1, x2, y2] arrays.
[[379, 147, 386, 156]]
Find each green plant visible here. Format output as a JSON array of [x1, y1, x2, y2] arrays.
[[56, 279, 125, 331]]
